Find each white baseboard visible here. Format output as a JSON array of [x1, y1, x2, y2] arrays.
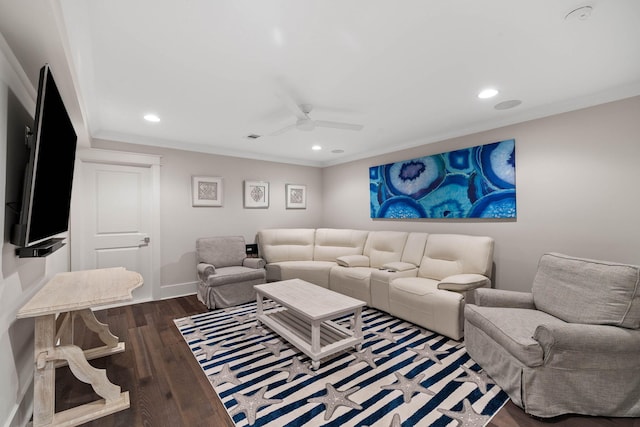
[[160, 281, 198, 300]]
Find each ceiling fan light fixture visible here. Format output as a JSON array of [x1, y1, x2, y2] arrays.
[[296, 118, 316, 131]]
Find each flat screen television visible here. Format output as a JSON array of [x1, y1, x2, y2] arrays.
[[10, 64, 77, 253]]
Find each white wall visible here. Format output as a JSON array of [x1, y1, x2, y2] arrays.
[[322, 96, 640, 292], [0, 37, 71, 427], [92, 139, 323, 298]]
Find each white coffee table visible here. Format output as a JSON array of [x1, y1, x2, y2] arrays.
[[255, 279, 365, 370]]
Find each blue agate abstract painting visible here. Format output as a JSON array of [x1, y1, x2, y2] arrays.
[[370, 139, 516, 219]]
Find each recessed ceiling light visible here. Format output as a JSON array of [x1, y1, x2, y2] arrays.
[[312, 145, 322, 151], [144, 113, 160, 122], [478, 88, 499, 99]]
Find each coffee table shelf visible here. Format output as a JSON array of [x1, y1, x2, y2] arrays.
[[255, 279, 365, 370]]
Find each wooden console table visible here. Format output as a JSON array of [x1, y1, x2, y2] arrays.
[[17, 267, 143, 427]]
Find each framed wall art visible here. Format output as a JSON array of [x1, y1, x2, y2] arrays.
[[244, 180, 269, 208], [285, 184, 307, 209], [369, 139, 516, 219], [192, 176, 223, 207]]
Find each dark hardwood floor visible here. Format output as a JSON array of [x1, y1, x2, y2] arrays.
[[55, 295, 639, 426]]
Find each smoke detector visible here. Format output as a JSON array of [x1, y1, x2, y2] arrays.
[[565, 5, 593, 21]]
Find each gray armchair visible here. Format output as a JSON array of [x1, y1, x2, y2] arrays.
[[464, 252, 640, 418], [196, 236, 266, 309]]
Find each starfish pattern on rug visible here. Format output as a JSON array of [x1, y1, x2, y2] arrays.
[[232, 313, 252, 324], [261, 340, 287, 358], [308, 383, 363, 421], [373, 327, 404, 343], [184, 329, 208, 342], [208, 363, 243, 386], [454, 364, 494, 394], [177, 305, 510, 426], [197, 340, 228, 360], [349, 347, 389, 369], [380, 372, 434, 404], [240, 324, 267, 339], [437, 398, 491, 426], [174, 317, 196, 328], [407, 343, 449, 364], [275, 357, 315, 382], [229, 385, 283, 426]]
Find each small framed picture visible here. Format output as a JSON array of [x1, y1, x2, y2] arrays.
[[244, 180, 269, 208], [192, 176, 223, 207], [286, 184, 306, 209]]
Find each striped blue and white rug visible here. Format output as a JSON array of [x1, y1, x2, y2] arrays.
[[175, 301, 508, 426]]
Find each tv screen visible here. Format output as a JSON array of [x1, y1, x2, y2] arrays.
[[11, 64, 77, 248]]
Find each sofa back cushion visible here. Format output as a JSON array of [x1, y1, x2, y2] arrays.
[[313, 229, 369, 262], [533, 253, 640, 329], [418, 234, 494, 280], [197, 236, 246, 268], [257, 229, 315, 263], [402, 232, 429, 266], [363, 231, 408, 268]]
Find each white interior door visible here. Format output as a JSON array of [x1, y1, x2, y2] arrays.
[[71, 149, 161, 303]]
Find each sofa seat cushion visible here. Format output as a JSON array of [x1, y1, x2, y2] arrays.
[[204, 266, 266, 287], [329, 266, 376, 304], [265, 261, 336, 288], [390, 277, 440, 296], [465, 304, 567, 367], [389, 277, 465, 340], [533, 253, 640, 329]]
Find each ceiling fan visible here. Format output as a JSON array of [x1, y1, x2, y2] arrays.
[[270, 94, 363, 136]]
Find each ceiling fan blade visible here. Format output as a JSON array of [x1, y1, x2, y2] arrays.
[[276, 92, 308, 120], [314, 120, 364, 131], [269, 123, 297, 136]]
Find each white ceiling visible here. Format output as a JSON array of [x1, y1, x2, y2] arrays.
[[29, 1, 640, 166]]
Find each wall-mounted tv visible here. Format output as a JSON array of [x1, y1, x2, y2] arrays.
[[10, 64, 77, 256]]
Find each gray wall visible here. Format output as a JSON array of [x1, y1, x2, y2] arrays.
[[322, 95, 640, 292], [92, 139, 323, 296], [0, 42, 72, 427]]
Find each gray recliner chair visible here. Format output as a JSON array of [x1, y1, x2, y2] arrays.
[[196, 236, 266, 309], [464, 252, 640, 418]]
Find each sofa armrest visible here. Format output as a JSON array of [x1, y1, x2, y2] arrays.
[[437, 274, 489, 292], [336, 255, 370, 267], [474, 288, 535, 308], [534, 323, 640, 364], [243, 257, 266, 269], [382, 261, 416, 272], [197, 262, 215, 281]]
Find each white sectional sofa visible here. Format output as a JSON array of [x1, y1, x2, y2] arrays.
[[257, 228, 494, 340]]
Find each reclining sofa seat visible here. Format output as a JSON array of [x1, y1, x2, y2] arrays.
[[258, 228, 368, 288], [330, 231, 430, 307], [196, 236, 266, 309], [329, 231, 408, 304], [388, 234, 494, 340], [464, 252, 640, 418]]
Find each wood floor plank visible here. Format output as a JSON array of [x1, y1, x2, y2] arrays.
[[52, 295, 638, 426]]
